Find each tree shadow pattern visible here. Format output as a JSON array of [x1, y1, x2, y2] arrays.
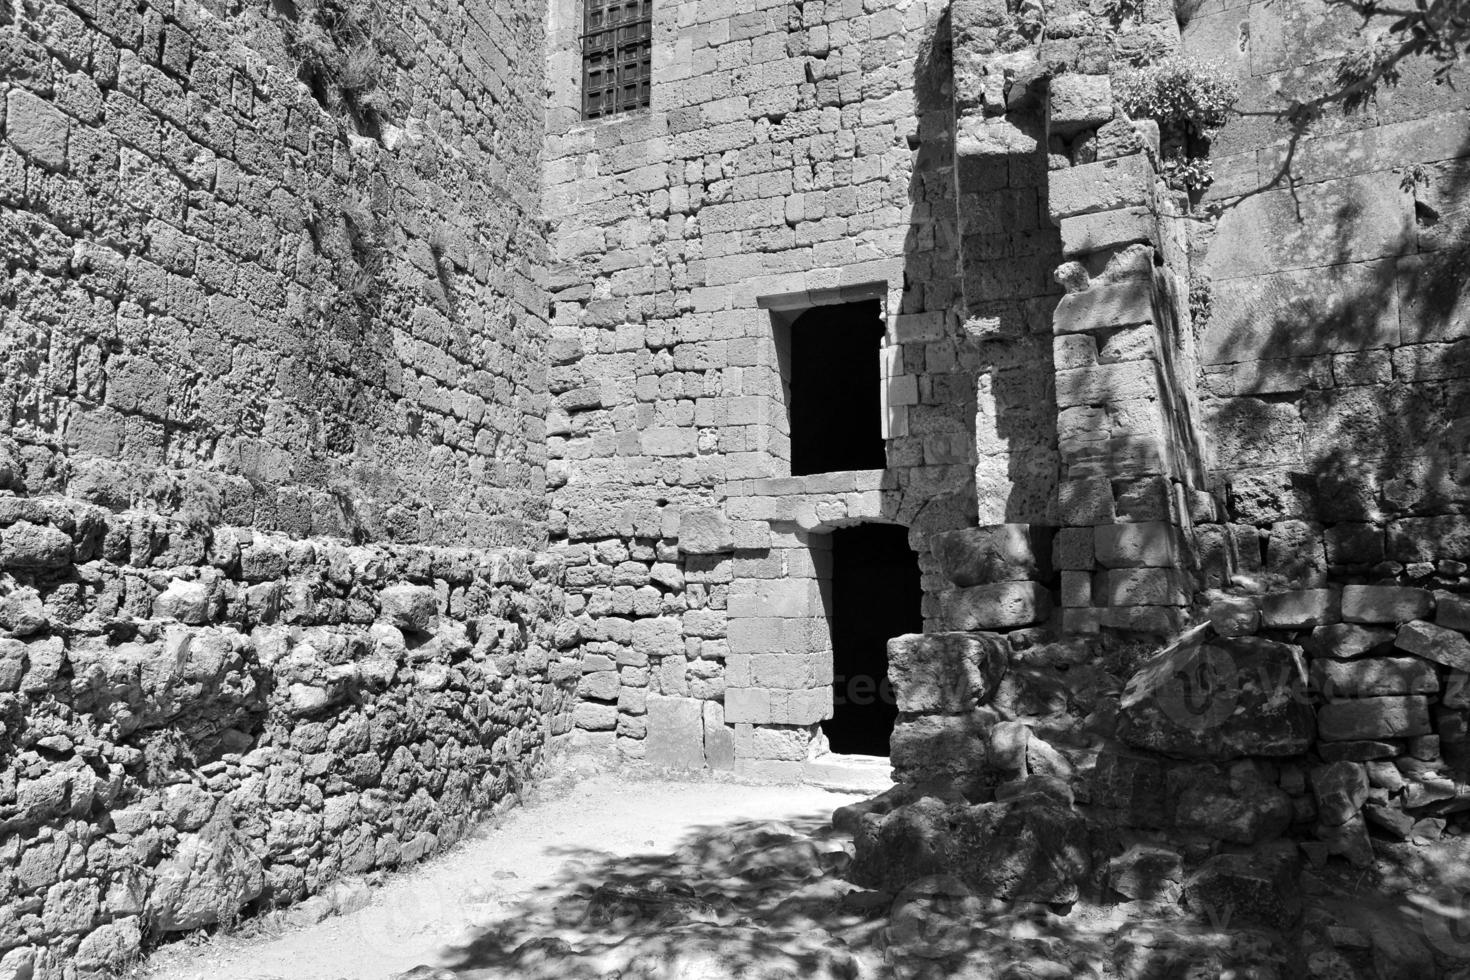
[[410, 810, 1314, 980]]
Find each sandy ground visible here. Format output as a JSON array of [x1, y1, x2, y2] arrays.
[[135, 762, 871, 980]]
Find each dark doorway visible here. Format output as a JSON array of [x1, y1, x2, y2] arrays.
[[822, 523, 922, 756], [784, 299, 886, 475]]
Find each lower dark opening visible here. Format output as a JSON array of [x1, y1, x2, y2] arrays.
[[821, 523, 922, 756], [787, 299, 886, 475]]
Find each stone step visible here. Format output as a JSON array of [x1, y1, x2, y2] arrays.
[[802, 753, 895, 794]]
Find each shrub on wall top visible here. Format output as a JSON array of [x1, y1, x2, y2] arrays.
[[1116, 55, 1240, 138]]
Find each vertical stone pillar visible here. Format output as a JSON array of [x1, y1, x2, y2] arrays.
[[1046, 144, 1211, 638]]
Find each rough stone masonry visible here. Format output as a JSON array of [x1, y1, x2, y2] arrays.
[[2, 0, 1470, 973], [0, 0, 575, 973]]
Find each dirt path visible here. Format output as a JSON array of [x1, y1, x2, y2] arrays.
[[136, 763, 871, 980]]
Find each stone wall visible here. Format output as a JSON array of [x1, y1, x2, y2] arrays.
[[0, 491, 573, 975], [543, 0, 976, 773], [0, 0, 571, 973], [1, 0, 551, 548], [1187, 0, 1470, 591]]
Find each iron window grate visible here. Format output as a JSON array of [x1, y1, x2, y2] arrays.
[[582, 0, 652, 120]]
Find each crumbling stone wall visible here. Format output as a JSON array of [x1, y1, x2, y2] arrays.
[[0, 0, 572, 973], [847, 0, 1470, 953]]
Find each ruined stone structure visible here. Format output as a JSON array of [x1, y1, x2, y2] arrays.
[[2, 0, 1470, 972]]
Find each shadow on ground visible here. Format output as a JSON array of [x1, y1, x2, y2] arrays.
[[391, 808, 1331, 980]]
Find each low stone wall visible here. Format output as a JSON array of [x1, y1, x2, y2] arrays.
[[0, 495, 573, 977]]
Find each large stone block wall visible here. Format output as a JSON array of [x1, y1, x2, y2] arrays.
[[543, 0, 981, 771], [0, 491, 574, 975], [1, 0, 552, 549], [1186, 0, 1470, 586], [0, 0, 574, 973]]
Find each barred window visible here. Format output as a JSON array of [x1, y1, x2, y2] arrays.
[[582, 0, 652, 120]]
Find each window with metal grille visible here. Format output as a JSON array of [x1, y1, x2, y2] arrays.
[[582, 0, 652, 120]]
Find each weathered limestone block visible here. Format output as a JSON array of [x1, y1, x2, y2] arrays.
[[1173, 778, 1292, 844], [955, 114, 1039, 157], [1091, 748, 1168, 827], [702, 702, 734, 770], [1342, 584, 1434, 623], [1118, 635, 1315, 759], [6, 88, 70, 170], [948, 800, 1091, 902], [1324, 523, 1385, 565], [850, 795, 1090, 903], [1095, 521, 1177, 568], [1306, 624, 1394, 659], [938, 582, 1052, 630], [1311, 657, 1438, 697], [1317, 697, 1431, 741], [0, 521, 73, 569], [1264, 520, 1327, 587], [1053, 279, 1155, 334], [890, 712, 993, 785], [1049, 154, 1156, 221], [887, 633, 1008, 714], [1058, 477, 1117, 526], [1183, 851, 1302, 928], [848, 796, 952, 891], [577, 670, 619, 701], [378, 585, 438, 632], [1396, 619, 1470, 670], [645, 696, 706, 769], [1060, 207, 1157, 257], [149, 818, 264, 932], [1387, 516, 1470, 563], [1438, 593, 1470, 632], [1310, 762, 1370, 826], [1048, 73, 1113, 134], [154, 580, 211, 625], [574, 701, 617, 731], [1365, 804, 1414, 840], [1099, 568, 1191, 607], [1109, 844, 1183, 902], [0, 638, 25, 692], [74, 917, 143, 974], [1260, 589, 1340, 628], [1207, 596, 1260, 636], [677, 508, 734, 554], [1318, 740, 1397, 762], [0, 588, 47, 636], [631, 617, 681, 657], [930, 524, 1053, 585]]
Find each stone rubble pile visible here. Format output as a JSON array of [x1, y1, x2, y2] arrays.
[[846, 522, 1470, 976]]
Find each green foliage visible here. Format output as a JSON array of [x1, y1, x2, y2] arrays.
[[1334, 38, 1403, 112], [1161, 156, 1215, 192], [1188, 275, 1213, 337], [1400, 162, 1431, 192], [1289, 0, 1467, 125], [1116, 55, 1241, 137]]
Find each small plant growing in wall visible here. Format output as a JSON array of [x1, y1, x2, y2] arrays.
[[278, 0, 398, 138], [1116, 55, 1239, 194]]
